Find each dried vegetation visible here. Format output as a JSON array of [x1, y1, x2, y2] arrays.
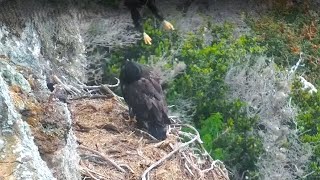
[[69, 97, 229, 180]]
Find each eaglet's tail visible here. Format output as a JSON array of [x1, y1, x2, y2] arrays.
[[148, 113, 171, 140]]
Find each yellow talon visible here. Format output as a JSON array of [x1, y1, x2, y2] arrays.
[[162, 20, 174, 31], [143, 32, 152, 45]]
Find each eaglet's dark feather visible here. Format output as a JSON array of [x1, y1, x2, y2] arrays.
[[119, 60, 171, 140]]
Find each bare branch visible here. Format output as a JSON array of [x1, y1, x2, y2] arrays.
[[69, 94, 112, 100], [80, 166, 106, 180], [79, 77, 120, 89], [79, 145, 126, 173], [52, 75, 81, 95], [135, 128, 159, 141], [141, 132, 198, 180]]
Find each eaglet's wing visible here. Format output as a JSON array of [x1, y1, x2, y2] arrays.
[[123, 76, 170, 125]]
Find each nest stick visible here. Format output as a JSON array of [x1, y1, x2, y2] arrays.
[[80, 78, 120, 89], [84, 167, 110, 179], [119, 164, 135, 173], [79, 145, 126, 173], [80, 167, 102, 180], [184, 162, 195, 177], [69, 94, 112, 100], [182, 151, 202, 174], [52, 75, 81, 95], [141, 133, 198, 180], [170, 123, 229, 179], [135, 128, 158, 141], [82, 171, 99, 180]]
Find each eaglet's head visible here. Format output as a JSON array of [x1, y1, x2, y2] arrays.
[[120, 60, 142, 84]]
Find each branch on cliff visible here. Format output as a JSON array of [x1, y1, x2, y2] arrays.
[[53, 75, 127, 109], [75, 77, 127, 109], [52, 75, 81, 95]]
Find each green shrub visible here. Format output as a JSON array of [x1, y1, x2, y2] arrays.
[[292, 80, 320, 178]]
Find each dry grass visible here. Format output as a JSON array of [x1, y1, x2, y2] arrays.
[[69, 97, 228, 180]]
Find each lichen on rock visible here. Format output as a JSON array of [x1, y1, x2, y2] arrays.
[[0, 12, 81, 179]]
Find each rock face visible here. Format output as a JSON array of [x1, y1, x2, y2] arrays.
[[0, 58, 57, 179], [0, 1, 85, 179], [0, 0, 144, 178], [0, 27, 80, 179]]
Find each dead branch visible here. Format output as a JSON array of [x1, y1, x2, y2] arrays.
[[135, 128, 159, 141], [80, 78, 120, 89], [75, 77, 122, 101], [53, 75, 124, 104], [173, 124, 203, 143], [79, 160, 101, 180], [52, 75, 81, 95], [141, 131, 198, 180], [69, 94, 112, 100], [168, 123, 229, 180], [181, 151, 202, 175], [100, 84, 127, 110], [169, 143, 196, 177], [119, 164, 135, 174], [202, 161, 217, 173], [79, 145, 127, 173], [184, 161, 195, 177], [80, 166, 102, 180]]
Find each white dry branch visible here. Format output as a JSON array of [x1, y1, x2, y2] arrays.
[[53, 75, 81, 95], [141, 132, 198, 180], [80, 163, 108, 180], [225, 56, 312, 179], [141, 123, 229, 180], [135, 128, 159, 141], [298, 76, 317, 94], [50, 75, 128, 109]]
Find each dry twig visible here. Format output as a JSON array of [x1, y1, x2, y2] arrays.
[[69, 94, 112, 100], [79, 145, 127, 173], [141, 131, 198, 180], [80, 167, 101, 180], [52, 75, 81, 95], [135, 128, 159, 141]]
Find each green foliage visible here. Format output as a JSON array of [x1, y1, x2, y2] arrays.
[[199, 103, 263, 174], [292, 81, 320, 177], [166, 23, 264, 124], [200, 113, 223, 153]]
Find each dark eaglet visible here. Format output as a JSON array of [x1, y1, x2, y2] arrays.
[[119, 60, 171, 140]]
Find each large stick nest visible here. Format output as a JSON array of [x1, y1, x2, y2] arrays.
[[69, 97, 229, 180]]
